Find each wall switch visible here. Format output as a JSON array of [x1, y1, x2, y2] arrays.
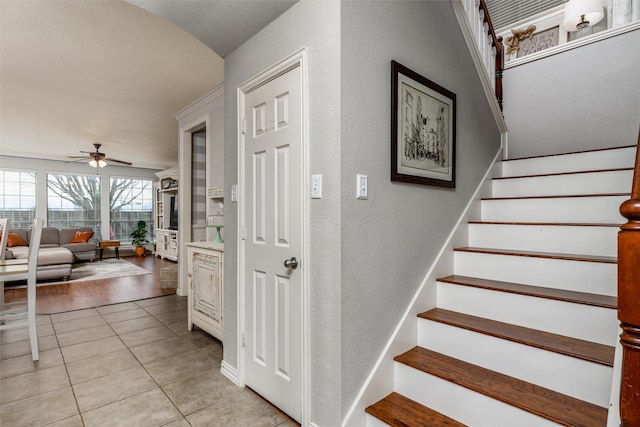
[[231, 184, 238, 202], [356, 174, 368, 199], [311, 174, 322, 199]]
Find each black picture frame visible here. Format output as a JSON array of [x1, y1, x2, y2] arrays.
[[391, 60, 456, 188]]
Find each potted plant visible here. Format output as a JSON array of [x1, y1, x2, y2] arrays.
[[130, 220, 149, 257]]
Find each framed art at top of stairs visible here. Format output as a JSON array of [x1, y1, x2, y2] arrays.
[[391, 60, 456, 188]]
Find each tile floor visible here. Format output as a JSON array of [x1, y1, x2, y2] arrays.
[[0, 294, 294, 427]]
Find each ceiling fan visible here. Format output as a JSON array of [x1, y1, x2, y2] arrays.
[[67, 143, 133, 168]]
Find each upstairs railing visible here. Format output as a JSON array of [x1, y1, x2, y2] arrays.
[[618, 128, 640, 427], [461, 0, 504, 110]]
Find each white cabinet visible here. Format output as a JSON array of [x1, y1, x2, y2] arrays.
[[156, 229, 178, 261], [186, 242, 223, 341]]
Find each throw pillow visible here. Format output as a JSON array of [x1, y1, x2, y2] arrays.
[[70, 230, 94, 243], [2, 232, 29, 247]]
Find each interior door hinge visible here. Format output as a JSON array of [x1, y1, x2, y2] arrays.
[[241, 118, 246, 135], [241, 333, 246, 348], [241, 226, 246, 241]]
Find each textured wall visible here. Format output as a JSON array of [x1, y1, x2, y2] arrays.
[[223, 1, 342, 425], [339, 0, 501, 416], [503, 29, 640, 158]]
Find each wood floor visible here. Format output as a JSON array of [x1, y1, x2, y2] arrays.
[[3, 255, 177, 314]]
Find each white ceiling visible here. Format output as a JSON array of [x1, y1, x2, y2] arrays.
[[0, 0, 297, 170]]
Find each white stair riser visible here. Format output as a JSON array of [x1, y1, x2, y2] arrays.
[[481, 196, 628, 223], [417, 319, 613, 406], [501, 147, 637, 177], [394, 363, 558, 427], [365, 414, 389, 427], [492, 169, 633, 198], [454, 251, 617, 295], [468, 223, 618, 257], [437, 283, 618, 345]]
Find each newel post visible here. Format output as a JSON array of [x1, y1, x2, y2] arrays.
[[618, 130, 640, 427]]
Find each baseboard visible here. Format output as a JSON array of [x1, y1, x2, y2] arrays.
[[220, 360, 239, 385], [341, 147, 503, 427]]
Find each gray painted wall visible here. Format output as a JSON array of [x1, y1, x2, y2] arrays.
[[224, 1, 342, 425], [224, 0, 501, 424], [339, 0, 501, 416], [503, 29, 640, 158]]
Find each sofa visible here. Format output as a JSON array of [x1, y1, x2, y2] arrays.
[[5, 227, 97, 280]]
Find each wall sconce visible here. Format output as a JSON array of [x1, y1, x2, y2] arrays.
[[563, 0, 604, 31], [89, 159, 107, 168]]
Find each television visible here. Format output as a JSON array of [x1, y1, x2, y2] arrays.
[[169, 195, 178, 230]]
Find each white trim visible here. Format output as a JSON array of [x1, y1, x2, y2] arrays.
[[504, 21, 640, 69], [451, 0, 509, 151], [174, 83, 224, 121], [237, 47, 310, 426], [220, 360, 240, 385], [341, 147, 504, 427]]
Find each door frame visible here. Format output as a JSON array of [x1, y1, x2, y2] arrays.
[[237, 47, 310, 426]]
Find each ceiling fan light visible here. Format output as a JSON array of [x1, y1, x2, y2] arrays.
[[89, 159, 98, 168], [98, 159, 107, 168]]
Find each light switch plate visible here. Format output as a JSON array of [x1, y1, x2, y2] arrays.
[[311, 175, 322, 199], [231, 184, 238, 202], [356, 174, 367, 199]]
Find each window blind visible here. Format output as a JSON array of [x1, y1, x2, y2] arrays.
[[486, 0, 566, 30]]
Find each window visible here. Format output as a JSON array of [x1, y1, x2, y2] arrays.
[[47, 173, 101, 239], [0, 169, 37, 229], [109, 177, 153, 244]]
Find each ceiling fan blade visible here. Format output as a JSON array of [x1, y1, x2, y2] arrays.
[[67, 155, 91, 159], [105, 157, 133, 166]]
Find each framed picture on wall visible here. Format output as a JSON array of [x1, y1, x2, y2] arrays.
[[391, 60, 456, 188]]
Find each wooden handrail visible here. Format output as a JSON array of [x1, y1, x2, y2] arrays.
[[479, 0, 505, 110], [618, 128, 640, 427]]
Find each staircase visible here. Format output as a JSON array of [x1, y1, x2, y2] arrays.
[[366, 145, 637, 427]]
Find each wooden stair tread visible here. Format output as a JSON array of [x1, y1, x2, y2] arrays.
[[482, 192, 629, 201], [437, 274, 617, 308], [395, 347, 608, 427], [493, 166, 634, 180], [468, 220, 622, 228], [454, 247, 617, 264], [366, 392, 467, 427], [502, 144, 636, 161], [419, 308, 614, 366]]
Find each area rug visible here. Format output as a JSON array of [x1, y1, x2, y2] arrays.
[[6, 258, 152, 288]]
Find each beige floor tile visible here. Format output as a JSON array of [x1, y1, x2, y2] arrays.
[[47, 415, 84, 427], [101, 307, 150, 324], [0, 323, 55, 345], [128, 335, 194, 365], [109, 315, 163, 335], [82, 388, 183, 427], [1, 334, 59, 360], [0, 348, 64, 380], [119, 325, 178, 348], [154, 309, 188, 325], [51, 308, 99, 323], [0, 386, 78, 427], [166, 319, 191, 335], [53, 315, 107, 334], [143, 301, 186, 316], [1, 365, 70, 405], [186, 389, 288, 427], [96, 301, 139, 315], [160, 419, 191, 427], [162, 370, 245, 416], [56, 325, 115, 347], [201, 341, 224, 363], [66, 348, 139, 385], [36, 315, 52, 326], [181, 329, 217, 348], [73, 366, 157, 412], [144, 349, 220, 386], [61, 335, 125, 363]]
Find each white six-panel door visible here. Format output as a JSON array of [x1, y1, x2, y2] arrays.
[[241, 63, 303, 422]]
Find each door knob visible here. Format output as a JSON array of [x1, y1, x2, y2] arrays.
[[284, 257, 298, 269]]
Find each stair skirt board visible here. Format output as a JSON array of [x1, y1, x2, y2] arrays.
[[417, 319, 613, 406], [500, 145, 637, 176], [491, 169, 634, 198], [453, 251, 616, 296], [437, 283, 618, 346], [394, 363, 560, 427], [467, 223, 618, 257], [480, 195, 628, 223]]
